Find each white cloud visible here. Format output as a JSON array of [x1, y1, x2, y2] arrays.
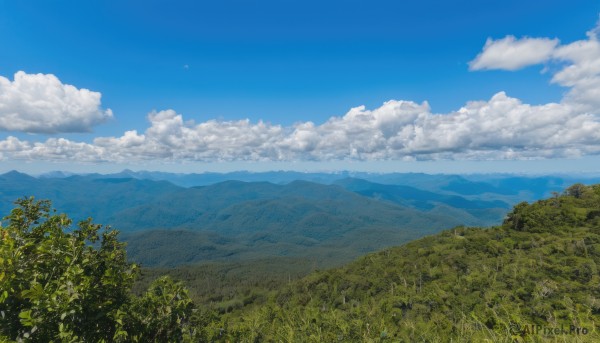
[[0, 71, 112, 133], [469, 36, 559, 71], [0, 136, 105, 162], [93, 109, 286, 161], [3, 22, 600, 164], [468, 22, 600, 112], [551, 32, 600, 110], [468, 22, 600, 113], [3, 90, 600, 163]]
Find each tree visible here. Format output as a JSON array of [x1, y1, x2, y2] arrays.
[[0, 197, 196, 342], [565, 183, 589, 199], [123, 276, 197, 342]]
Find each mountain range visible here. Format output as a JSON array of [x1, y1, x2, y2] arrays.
[[2, 170, 598, 267]]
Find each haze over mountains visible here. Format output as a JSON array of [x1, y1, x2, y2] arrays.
[[2, 170, 599, 267]]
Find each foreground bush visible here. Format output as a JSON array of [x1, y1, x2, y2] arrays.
[[0, 198, 198, 342]]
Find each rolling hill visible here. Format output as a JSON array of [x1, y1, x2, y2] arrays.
[[118, 180, 467, 267], [4, 170, 600, 341], [1, 171, 469, 267], [199, 183, 600, 342], [334, 177, 510, 226], [3, 170, 599, 269]]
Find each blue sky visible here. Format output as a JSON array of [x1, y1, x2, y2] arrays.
[[1, 0, 600, 174]]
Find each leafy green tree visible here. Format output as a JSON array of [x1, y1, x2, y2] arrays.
[[0, 198, 197, 342], [122, 276, 195, 342]]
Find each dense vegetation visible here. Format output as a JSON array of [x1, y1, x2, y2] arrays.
[[1, 171, 512, 269], [203, 183, 600, 341], [6, 170, 598, 271], [0, 198, 203, 342], [132, 257, 314, 316], [3, 182, 600, 341]]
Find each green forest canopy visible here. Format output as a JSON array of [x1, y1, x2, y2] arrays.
[[0, 198, 203, 342], [2, 183, 600, 341]]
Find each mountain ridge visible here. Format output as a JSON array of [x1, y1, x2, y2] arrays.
[[201, 183, 600, 341], [3, 170, 599, 269]]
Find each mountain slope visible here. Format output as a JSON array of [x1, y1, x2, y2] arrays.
[[6, 170, 599, 271], [0, 171, 183, 225], [335, 177, 510, 226], [120, 181, 464, 267], [209, 183, 600, 342], [1, 172, 468, 267]]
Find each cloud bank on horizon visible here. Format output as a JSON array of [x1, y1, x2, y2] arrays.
[[2, 23, 600, 164]]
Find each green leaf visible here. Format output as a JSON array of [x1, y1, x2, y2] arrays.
[[18, 310, 31, 320], [18, 310, 34, 327]]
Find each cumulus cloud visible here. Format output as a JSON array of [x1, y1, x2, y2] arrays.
[[551, 30, 600, 110], [93, 110, 286, 161], [469, 22, 600, 112], [3, 21, 600, 163], [468, 21, 600, 113], [0, 71, 112, 133], [0, 136, 105, 162], [469, 36, 559, 71], [3, 90, 600, 163]]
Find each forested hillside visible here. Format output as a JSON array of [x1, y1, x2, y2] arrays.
[[3, 183, 600, 341], [202, 183, 600, 342], [4, 170, 597, 270], [0, 171, 513, 268]]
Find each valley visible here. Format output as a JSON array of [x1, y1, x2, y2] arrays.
[[3, 171, 600, 341], [2, 170, 592, 270]]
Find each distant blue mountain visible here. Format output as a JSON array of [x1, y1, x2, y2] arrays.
[[335, 177, 509, 209], [3, 170, 597, 267]]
